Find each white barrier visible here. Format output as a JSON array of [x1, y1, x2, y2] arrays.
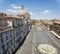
[[51, 31, 60, 39]]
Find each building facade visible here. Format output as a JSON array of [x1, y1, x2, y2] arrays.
[[0, 6, 31, 54]]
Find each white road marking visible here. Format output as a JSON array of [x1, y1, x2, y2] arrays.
[[32, 44, 35, 54], [35, 48, 36, 51], [34, 44, 37, 51], [36, 27, 42, 31]]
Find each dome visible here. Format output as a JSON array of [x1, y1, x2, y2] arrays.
[[19, 9, 26, 15], [18, 6, 28, 15], [17, 5, 30, 20]]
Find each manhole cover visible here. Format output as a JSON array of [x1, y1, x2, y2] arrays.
[[37, 44, 57, 54]]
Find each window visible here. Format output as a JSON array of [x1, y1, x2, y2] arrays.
[[6, 36, 8, 40], [0, 48, 1, 54], [1, 45, 5, 54], [14, 44, 15, 48], [11, 48, 13, 53], [1, 38, 3, 43], [6, 33, 8, 40], [6, 42, 9, 48], [10, 40, 13, 45], [1, 35, 3, 44], [10, 32, 12, 38], [0, 33, 3, 44], [7, 50, 10, 54]]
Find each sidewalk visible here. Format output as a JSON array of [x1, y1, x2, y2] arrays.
[[15, 29, 34, 54]]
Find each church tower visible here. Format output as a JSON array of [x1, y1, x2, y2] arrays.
[[17, 5, 30, 20]]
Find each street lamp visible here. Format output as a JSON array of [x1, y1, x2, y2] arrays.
[[28, 19, 30, 24], [28, 19, 31, 31], [21, 16, 23, 19], [24, 20, 27, 24]]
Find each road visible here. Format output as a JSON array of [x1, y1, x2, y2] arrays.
[[16, 25, 60, 54]]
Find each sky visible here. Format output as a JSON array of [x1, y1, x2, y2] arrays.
[[0, 0, 60, 20]]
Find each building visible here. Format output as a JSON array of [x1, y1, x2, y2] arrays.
[[0, 6, 31, 54], [50, 19, 60, 33], [17, 6, 30, 20], [0, 13, 7, 30], [17, 5, 31, 30]]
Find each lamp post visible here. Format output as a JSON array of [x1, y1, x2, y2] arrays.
[[21, 16, 23, 19], [28, 19, 31, 31]]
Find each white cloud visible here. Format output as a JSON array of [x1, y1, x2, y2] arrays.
[[11, 4, 21, 9], [7, 9, 17, 13], [30, 12, 35, 15], [42, 10, 50, 14], [11, 4, 16, 7], [13, 6, 21, 9]]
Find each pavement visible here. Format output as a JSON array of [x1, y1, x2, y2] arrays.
[[15, 25, 60, 54], [15, 28, 34, 54]]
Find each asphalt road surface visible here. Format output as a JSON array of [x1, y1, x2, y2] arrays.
[[16, 25, 60, 54]]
